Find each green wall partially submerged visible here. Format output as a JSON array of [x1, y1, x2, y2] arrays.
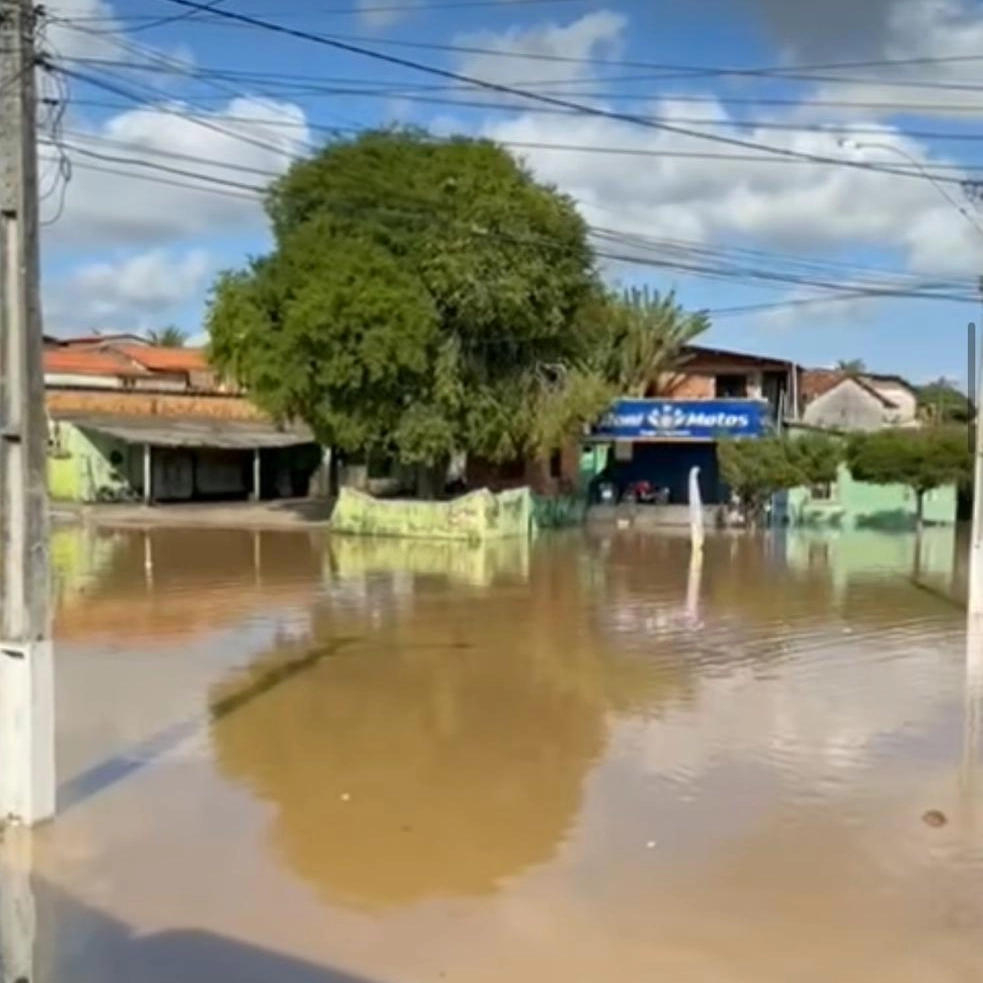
[[330, 487, 534, 542], [786, 463, 956, 530]]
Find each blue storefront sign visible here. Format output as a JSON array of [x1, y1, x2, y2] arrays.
[[591, 398, 769, 441]]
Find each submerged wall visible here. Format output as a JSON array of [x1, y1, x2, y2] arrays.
[[784, 463, 957, 530], [330, 487, 534, 542]]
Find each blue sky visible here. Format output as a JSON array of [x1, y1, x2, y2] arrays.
[[35, 0, 983, 384]]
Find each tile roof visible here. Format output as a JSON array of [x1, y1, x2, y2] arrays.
[[800, 369, 897, 408], [44, 348, 149, 378], [113, 345, 209, 373]]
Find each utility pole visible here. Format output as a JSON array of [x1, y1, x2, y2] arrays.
[[0, 0, 55, 824], [971, 300, 983, 617]]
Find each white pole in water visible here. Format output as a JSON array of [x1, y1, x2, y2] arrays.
[[688, 465, 704, 554], [0, 0, 55, 825]]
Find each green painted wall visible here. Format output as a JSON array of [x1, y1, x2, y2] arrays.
[[327, 534, 531, 586], [781, 527, 959, 602], [786, 463, 956, 529], [47, 420, 137, 503], [330, 486, 533, 542]]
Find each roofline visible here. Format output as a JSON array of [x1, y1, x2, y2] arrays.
[[680, 344, 801, 370], [808, 373, 897, 408]]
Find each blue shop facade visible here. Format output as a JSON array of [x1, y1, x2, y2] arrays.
[[585, 398, 772, 505]]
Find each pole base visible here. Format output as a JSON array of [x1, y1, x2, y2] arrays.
[[0, 640, 55, 826]]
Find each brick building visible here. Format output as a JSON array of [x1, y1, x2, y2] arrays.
[[43, 337, 321, 504]]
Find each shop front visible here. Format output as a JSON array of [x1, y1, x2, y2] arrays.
[[585, 398, 770, 507]]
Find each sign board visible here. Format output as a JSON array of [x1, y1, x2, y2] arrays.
[[591, 399, 769, 441]]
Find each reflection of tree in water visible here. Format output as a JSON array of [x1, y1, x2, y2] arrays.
[[209, 540, 692, 910]]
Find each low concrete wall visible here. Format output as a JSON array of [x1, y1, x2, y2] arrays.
[[587, 503, 721, 529], [330, 486, 533, 542]]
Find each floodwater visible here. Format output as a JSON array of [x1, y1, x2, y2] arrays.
[[6, 523, 983, 982]]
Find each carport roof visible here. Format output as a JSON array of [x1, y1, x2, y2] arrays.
[[54, 414, 315, 450]]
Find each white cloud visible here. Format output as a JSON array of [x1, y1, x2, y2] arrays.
[[800, 0, 983, 119], [44, 0, 191, 67], [479, 99, 983, 280], [358, 0, 421, 28], [44, 248, 213, 334], [41, 96, 310, 249], [453, 10, 627, 91]]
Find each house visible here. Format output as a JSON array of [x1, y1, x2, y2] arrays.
[[800, 369, 919, 431], [657, 344, 801, 421], [43, 339, 322, 505], [785, 368, 953, 530], [580, 344, 801, 517]]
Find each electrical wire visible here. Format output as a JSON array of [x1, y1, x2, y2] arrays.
[[55, 124, 980, 296], [62, 0, 602, 27], [153, 0, 978, 188], [125, 0, 228, 36], [39, 130, 980, 307]]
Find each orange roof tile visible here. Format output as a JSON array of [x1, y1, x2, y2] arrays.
[[114, 345, 209, 373], [44, 348, 149, 378]]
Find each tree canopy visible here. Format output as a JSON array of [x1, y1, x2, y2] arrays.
[[845, 427, 970, 525], [717, 432, 841, 526], [207, 129, 616, 481], [586, 286, 708, 397], [147, 325, 188, 347], [835, 358, 867, 375], [917, 378, 971, 424]]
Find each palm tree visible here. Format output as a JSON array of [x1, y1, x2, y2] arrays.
[[593, 287, 709, 397], [147, 325, 188, 347], [835, 358, 866, 376]]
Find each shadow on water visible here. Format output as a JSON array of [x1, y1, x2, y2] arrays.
[[0, 842, 379, 983], [57, 633, 363, 813]]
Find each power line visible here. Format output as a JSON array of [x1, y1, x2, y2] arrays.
[[53, 57, 983, 149], [58, 0, 599, 26], [154, 0, 976, 187], [40, 130, 980, 306], [64, 4, 983, 89], [99, 0, 229, 36], [56, 93, 983, 153], [57, 125, 981, 292]]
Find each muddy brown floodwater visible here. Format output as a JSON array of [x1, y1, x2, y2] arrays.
[[7, 524, 983, 982]]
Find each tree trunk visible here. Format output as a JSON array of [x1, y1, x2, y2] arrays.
[[915, 488, 925, 532], [415, 459, 448, 501], [327, 449, 340, 499]]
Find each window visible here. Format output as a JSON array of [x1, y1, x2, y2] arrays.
[[810, 482, 834, 501], [715, 374, 748, 398], [549, 449, 563, 480]]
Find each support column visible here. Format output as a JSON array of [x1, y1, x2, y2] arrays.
[[252, 447, 261, 502], [143, 444, 152, 505]]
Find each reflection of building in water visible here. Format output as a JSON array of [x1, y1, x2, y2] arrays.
[[781, 528, 958, 599], [53, 527, 325, 643]]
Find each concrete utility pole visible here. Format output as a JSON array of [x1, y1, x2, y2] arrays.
[[0, 0, 55, 824], [971, 301, 983, 617]]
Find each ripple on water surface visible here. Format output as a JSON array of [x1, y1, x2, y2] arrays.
[[13, 524, 982, 982]]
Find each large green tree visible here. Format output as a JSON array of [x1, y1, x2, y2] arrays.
[[207, 129, 611, 493], [845, 427, 970, 527]]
